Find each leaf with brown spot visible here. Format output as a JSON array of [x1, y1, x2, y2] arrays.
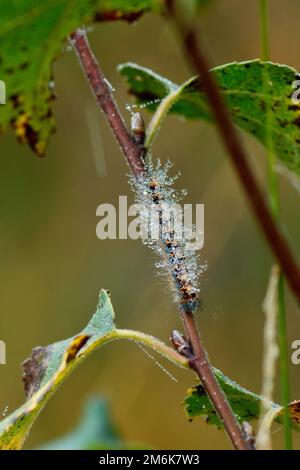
[[0, 1, 162, 155], [0, 289, 116, 450], [22, 346, 50, 399], [119, 60, 300, 177], [184, 371, 300, 438], [0, 289, 187, 450]]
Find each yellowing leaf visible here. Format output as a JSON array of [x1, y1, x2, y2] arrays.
[[0, 289, 188, 450], [0, 289, 116, 450]]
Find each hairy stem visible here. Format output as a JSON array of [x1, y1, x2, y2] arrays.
[[70, 28, 251, 451], [259, 0, 292, 449]]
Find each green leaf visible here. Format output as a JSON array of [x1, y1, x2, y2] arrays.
[[0, 289, 187, 450], [119, 60, 300, 176], [184, 368, 264, 426], [184, 368, 300, 431], [0, 289, 117, 450], [0, 0, 160, 155]]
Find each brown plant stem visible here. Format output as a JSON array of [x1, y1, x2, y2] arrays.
[[179, 307, 253, 450], [166, 3, 300, 306], [70, 28, 251, 450]]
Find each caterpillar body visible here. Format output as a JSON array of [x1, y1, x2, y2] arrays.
[[130, 156, 205, 313]]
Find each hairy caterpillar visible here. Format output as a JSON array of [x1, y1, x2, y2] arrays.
[[130, 156, 205, 313]]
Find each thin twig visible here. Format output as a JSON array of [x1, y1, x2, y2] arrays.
[[166, 3, 300, 306], [70, 28, 251, 450]]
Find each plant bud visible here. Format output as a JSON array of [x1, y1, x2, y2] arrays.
[[131, 112, 145, 145], [170, 330, 193, 358]]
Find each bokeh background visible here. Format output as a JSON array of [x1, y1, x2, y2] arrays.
[[1, 0, 300, 450]]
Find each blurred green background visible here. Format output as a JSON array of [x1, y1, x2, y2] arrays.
[[1, 0, 300, 450]]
